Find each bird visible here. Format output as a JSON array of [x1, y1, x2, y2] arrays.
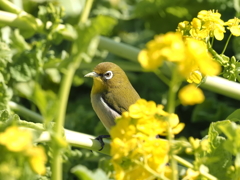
[[85, 62, 140, 132]]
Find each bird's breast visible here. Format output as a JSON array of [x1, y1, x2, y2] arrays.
[[91, 93, 120, 132]]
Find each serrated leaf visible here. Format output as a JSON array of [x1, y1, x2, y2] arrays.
[[197, 120, 232, 180]]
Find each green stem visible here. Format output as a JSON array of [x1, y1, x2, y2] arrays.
[[8, 101, 43, 122], [98, 36, 140, 62], [201, 76, 240, 100], [166, 67, 182, 113], [173, 155, 218, 180], [211, 37, 214, 47], [167, 122, 178, 180], [154, 69, 170, 86], [51, 63, 77, 180], [0, 0, 22, 14], [221, 33, 232, 54], [78, 0, 94, 25], [172, 155, 193, 169], [51, 0, 93, 179]]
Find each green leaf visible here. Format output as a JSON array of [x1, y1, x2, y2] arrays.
[[9, 42, 44, 82], [0, 41, 12, 83], [32, 84, 58, 124], [71, 165, 108, 180], [217, 121, 240, 156], [0, 110, 10, 123], [10, 29, 31, 52], [192, 98, 235, 123], [226, 109, 240, 123], [0, 82, 12, 111], [196, 120, 232, 180]]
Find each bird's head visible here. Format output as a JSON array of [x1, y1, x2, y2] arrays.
[[85, 62, 130, 94]]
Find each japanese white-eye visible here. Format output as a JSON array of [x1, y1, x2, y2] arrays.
[[85, 62, 140, 132]]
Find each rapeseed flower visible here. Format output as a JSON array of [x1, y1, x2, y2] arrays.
[[187, 70, 202, 84], [225, 17, 240, 36], [110, 99, 184, 180], [138, 32, 221, 80], [138, 32, 185, 70], [178, 84, 205, 105], [197, 10, 225, 40], [27, 146, 47, 175], [0, 126, 32, 152], [0, 125, 47, 175]]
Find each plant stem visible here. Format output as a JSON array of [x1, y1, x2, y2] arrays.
[[78, 0, 94, 25], [51, 63, 77, 180], [154, 69, 170, 86], [166, 67, 182, 113], [173, 155, 218, 180], [51, 0, 94, 179], [8, 101, 43, 122], [201, 76, 240, 100], [221, 33, 232, 54], [98, 36, 140, 62], [167, 122, 178, 180], [0, 0, 22, 14]]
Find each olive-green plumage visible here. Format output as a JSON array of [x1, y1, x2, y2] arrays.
[[85, 62, 140, 131]]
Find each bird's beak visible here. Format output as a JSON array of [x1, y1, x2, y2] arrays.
[[84, 72, 99, 78]]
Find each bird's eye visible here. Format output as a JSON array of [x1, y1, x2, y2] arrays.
[[104, 71, 113, 80]]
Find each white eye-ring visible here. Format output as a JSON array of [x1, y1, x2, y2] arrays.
[[104, 71, 113, 80]]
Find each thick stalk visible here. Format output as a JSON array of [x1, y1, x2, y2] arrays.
[[51, 63, 77, 180], [51, 0, 94, 179]]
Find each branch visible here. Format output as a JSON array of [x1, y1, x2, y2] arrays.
[[38, 129, 111, 155]]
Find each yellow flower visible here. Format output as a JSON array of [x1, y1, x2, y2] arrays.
[[177, 21, 191, 36], [110, 99, 184, 180], [187, 70, 202, 84], [27, 146, 47, 175], [182, 168, 200, 180], [225, 17, 240, 36], [138, 49, 163, 70], [128, 99, 157, 119], [0, 126, 32, 152], [138, 32, 185, 70], [190, 18, 209, 39], [178, 84, 205, 105], [197, 10, 225, 40], [178, 38, 221, 78]]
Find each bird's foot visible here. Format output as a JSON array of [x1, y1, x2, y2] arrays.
[[95, 135, 110, 151]]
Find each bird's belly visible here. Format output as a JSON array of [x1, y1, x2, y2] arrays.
[[91, 94, 120, 132]]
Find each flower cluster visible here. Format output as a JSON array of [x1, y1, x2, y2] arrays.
[[110, 99, 184, 180], [138, 32, 221, 81], [0, 126, 47, 175], [178, 10, 240, 40], [139, 9, 240, 84]]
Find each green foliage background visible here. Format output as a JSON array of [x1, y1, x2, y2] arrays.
[[0, 0, 240, 179]]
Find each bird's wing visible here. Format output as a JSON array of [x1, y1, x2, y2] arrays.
[[103, 86, 140, 114]]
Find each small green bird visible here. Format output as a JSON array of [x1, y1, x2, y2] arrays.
[[85, 62, 140, 132]]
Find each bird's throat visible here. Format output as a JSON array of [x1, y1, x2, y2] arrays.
[[91, 78, 107, 95]]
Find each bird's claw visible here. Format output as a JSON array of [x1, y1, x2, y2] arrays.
[[95, 135, 110, 151]]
